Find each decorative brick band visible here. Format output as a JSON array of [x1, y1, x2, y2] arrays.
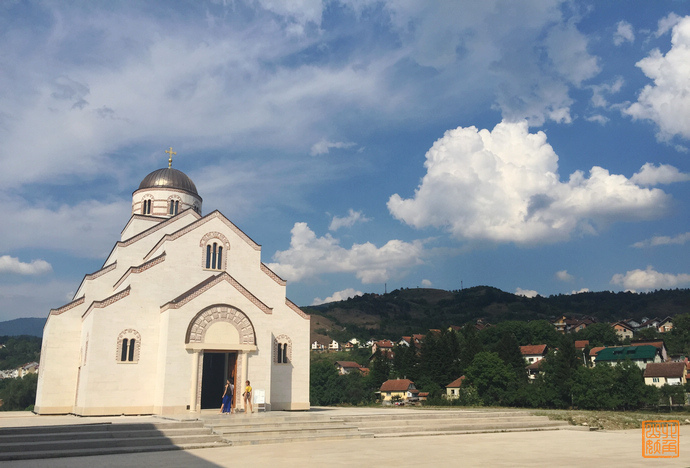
[[82, 286, 131, 320], [261, 263, 286, 286], [144, 210, 260, 262], [161, 273, 272, 315], [84, 262, 117, 281], [113, 252, 166, 290], [50, 296, 85, 316], [286, 298, 310, 320], [186, 305, 256, 345], [119, 210, 201, 249]]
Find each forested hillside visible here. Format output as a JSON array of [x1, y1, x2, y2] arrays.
[[305, 286, 690, 343]]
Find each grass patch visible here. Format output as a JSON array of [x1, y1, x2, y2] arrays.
[[530, 408, 690, 431]]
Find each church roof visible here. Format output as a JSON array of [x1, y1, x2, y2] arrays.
[[138, 167, 199, 195]]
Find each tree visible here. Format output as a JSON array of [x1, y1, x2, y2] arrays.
[[392, 343, 418, 380], [460, 324, 483, 371], [575, 323, 620, 347], [538, 336, 580, 408], [465, 351, 515, 406], [493, 331, 527, 385], [0, 374, 38, 411], [572, 365, 620, 410], [310, 360, 344, 406], [367, 350, 392, 390]]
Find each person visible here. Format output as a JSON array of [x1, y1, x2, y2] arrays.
[[219, 379, 233, 414], [243, 380, 253, 413]]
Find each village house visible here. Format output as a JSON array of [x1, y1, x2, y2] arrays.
[[612, 321, 634, 340], [334, 361, 363, 375], [520, 344, 548, 364], [311, 341, 326, 352], [594, 345, 662, 369], [643, 362, 687, 387], [445, 376, 465, 399], [328, 340, 341, 352], [658, 317, 673, 333], [630, 341, 669, 362], [378, 379, 417, 405]]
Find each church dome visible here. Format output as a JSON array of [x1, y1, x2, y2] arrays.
[[138, 168, 199, 195]]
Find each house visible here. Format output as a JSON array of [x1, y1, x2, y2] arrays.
[[371, 340, 395, 359], [445, 376, 466, 399], [398, 336, 412, 347], [588, 346, 606, 365], [594, 345, 662, 369], [520, 344, 548, 364], [612, 321, 634, 340], [18, 362, 39, 378], [328, 340, 341, 352], [644, 362, 687, 387], [379, 379, 417, 405], [575, 340, 590, 364], [570, 318, 595, 333], [311, 341, 326, 351], [526, 359, 545, 381], [553, 316, 568, 334], [639, 317, 661, 330], [658, 317, 673, 333], [335, 361, 363, 375], [630, 340, 669, 362], [342, 342, 355, 352]]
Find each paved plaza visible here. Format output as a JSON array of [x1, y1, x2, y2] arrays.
[[1, 409, 688, 467]]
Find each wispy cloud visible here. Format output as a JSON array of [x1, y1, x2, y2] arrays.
[[329, 209, 371, 231], [632, 232, 690, 248], [311, 287, 363, 306], [515, 287, 538, 298]]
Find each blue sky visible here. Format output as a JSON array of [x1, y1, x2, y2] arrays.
[[1, 0, 690, 321]]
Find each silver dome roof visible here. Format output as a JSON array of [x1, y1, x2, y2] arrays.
[[138, 168, 199, 195]]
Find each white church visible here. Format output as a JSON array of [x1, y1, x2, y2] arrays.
[[35, 150, 310, 415]]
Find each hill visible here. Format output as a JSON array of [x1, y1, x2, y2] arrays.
[[0, 318, 45, 338], [303, 286, 690, 343]]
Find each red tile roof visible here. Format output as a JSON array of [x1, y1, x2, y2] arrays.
[[589, 346, 605, 357], [335, 361, 362, 369], [379, 379, 415, 392], [520, 344, 547, 356], [644, 362, 686, 379], [630, 341, 665, 350], [446, 376, 466, 388], [574, 340, 589, 350]]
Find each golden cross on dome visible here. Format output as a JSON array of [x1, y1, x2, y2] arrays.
[[165, 147, 177, 168]]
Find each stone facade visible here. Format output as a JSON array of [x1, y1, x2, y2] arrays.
[[35, 165, 310, 416]]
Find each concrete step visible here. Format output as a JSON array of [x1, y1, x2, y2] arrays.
[[373, 425, 573, 438], [0, 441, 229, 462], [0, 421, 229, 461], [361, 419, 569, 434], [228, 430, 374, 446]]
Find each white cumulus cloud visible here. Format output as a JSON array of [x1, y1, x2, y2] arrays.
[[611, 266, 690, 291], [311, 288, 363, 306], [0, 256, 52, 275], [630, 163, 690, 186], [329, 209, 371, 231], [624, 15, 690, 141], [515, 288, 539, 298], [268, 222, 426, 284], [388, 121, 671, 245], [556, 270, 574, 282], [421, 279, 432, 287]]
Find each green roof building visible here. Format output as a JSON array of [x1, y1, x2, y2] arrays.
[[594, 345, 661, 369]]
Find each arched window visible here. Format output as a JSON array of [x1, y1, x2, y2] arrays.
[[201, 232, 229, 271], [205, 242, 223, 270], [275, 335, 292, 364], [169, 199, 179, 215], [117, 329, 141, 363], [142, 199, 152, 215]]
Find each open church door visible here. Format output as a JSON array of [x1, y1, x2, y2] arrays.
[[200, 352, 238, 410]]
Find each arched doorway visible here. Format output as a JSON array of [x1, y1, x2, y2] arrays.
[[185, 304, 256, 412]]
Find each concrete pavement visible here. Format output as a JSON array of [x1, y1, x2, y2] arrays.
[[1, 408, 688, 467]]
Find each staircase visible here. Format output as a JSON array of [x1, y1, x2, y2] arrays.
[[203, 413, 374, 446], [335, 409, 572, 438], [0, 420, 228, 461]]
